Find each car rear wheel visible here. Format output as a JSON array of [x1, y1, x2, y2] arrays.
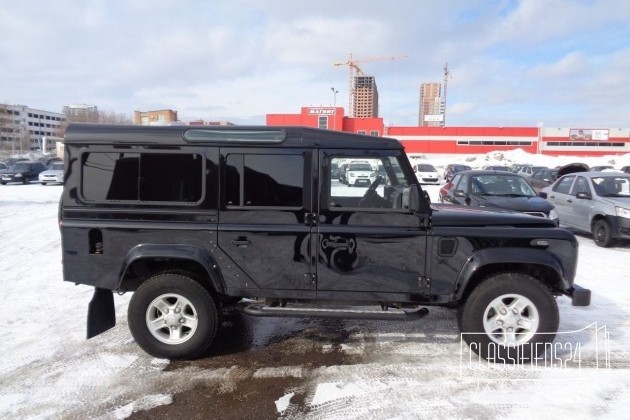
[[592, 219, 614, 247], [458, 272, 559, 363], [128, 273, 219, 359]]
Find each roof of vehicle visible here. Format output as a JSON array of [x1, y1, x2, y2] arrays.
[[64, 123, 402, 150], [557, 162, 589, 177], [568, 171, 629, 178], [457, 169, 525, 177]]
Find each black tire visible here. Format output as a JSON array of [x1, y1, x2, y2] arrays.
[[458, 273, 559, 363], [128, 273, 219, 359], [592, 219, 614, 247], [0, 182, 5, 185], [41, 182, 47, 186], [23, 178, 30, 185]]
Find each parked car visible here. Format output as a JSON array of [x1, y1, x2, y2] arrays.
[[540, 171, 630, 247], [518, 165, 548, 180], [439, 170, 559, 224], [589, 165, 615, 172], [443, 164, 472, 182], [60, 123, 589, 362], [345, 161, 376, 187], [2, 157, 29, 167], [529, 168, 558, 193], [509, 163, 530, 173], [481, 165, 511, 171], [0, 161, 46, 185], [413, 163, 440, 184], [39, 162, 65, 185]]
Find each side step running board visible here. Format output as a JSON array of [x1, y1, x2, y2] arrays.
[[243, 304, 429, 321]]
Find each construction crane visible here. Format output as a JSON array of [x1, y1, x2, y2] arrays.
[[334, 53, 407, 116]]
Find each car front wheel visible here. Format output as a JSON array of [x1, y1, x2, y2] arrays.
[[592, 219, 614, 247], [128, 273, 219, 359], [458, 273, 559, 363]]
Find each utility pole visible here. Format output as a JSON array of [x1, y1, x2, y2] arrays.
[[442, 62, 451, 127]]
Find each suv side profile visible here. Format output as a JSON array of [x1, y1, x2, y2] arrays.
[[60, 124, 589, 363]]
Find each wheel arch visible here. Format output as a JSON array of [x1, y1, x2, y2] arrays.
[[117, 244, 226, 295], [454, 248, 568, 304]]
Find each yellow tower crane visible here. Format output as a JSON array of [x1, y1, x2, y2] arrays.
[[333, 53, 407, 116]]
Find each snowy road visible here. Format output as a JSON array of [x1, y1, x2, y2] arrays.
[[1, 183, 629, 419]]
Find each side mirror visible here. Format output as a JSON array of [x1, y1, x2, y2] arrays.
[[576, 191, 592, 200], [407, 184, 431, 214], [454, 190, 466, 198], [539, 191, 548, 199]]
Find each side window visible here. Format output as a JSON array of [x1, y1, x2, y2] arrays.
[[326, 155, 411, 210], [571, 176, 591, 196], [81, 152, 204, 204], [553, 176, 575, 194], [225, 154, 304, 207], [450, 174, 461, 186], [456, 174, 469, 192]]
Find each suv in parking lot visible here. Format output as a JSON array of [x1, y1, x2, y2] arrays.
[[60, 124, 589, 362]]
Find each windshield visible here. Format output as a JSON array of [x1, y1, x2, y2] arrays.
[[591, 176, 630, 197], [51, 163, 64, 170], [13, 163, 30, 171], [471, 174, 537, 197], [349, 163, 372, 171]]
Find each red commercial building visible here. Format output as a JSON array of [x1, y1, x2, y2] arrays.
[[267, 106, 630, 157]]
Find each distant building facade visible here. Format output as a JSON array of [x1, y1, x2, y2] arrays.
[[63, 104, 99, 121], [353, 76, 379, 118], [0, 103, 65, 152], [267, 106, 630, 157], [419, 82, 443, 127], [134, 109, 178, 125]]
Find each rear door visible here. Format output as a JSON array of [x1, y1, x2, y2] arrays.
[[217, 148, 316, 294]]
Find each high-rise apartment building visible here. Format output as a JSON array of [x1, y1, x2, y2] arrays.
[[353, 76, 379, 118], [418, 82, 443, 127]]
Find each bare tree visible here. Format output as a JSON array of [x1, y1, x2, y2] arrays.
[[97, 111, 132, 125]]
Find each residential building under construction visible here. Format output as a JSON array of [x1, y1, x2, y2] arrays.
[[353, 76, 379, 118]]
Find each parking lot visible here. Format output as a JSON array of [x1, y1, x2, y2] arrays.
[[1, 183, 629, 419]]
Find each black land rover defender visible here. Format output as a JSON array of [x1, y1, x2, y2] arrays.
[[59, 124, 590, 362]]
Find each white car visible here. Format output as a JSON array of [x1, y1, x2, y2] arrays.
[[346, 161, 376, 187], [413, 163, 440, 185], [39, 162, 64, 185]]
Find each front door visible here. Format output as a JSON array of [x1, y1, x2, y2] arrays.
[[315, 150, 428, 300]]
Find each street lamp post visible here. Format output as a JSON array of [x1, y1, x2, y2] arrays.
[[331, 87, 338, 107]]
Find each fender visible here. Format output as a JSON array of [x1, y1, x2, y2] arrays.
[[453, 247, 569, 301], [118, 244, 226, 294]]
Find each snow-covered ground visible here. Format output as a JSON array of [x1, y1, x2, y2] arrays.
[[1, 150, 630, 419]]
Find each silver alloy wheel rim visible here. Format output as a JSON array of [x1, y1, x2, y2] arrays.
[[482, 294, 539, 346], [146, 293, 199, 345]]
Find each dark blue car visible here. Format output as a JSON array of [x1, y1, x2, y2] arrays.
[[439, 170, 559, 224]]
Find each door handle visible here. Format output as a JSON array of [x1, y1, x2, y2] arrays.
[[567, 199, 573, 203], [231, 239, 251, 247]]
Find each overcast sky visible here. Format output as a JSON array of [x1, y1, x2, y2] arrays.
[[1, 0, 629, 128]]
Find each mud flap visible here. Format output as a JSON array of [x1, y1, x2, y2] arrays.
[[87, 287, 116, 339]]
